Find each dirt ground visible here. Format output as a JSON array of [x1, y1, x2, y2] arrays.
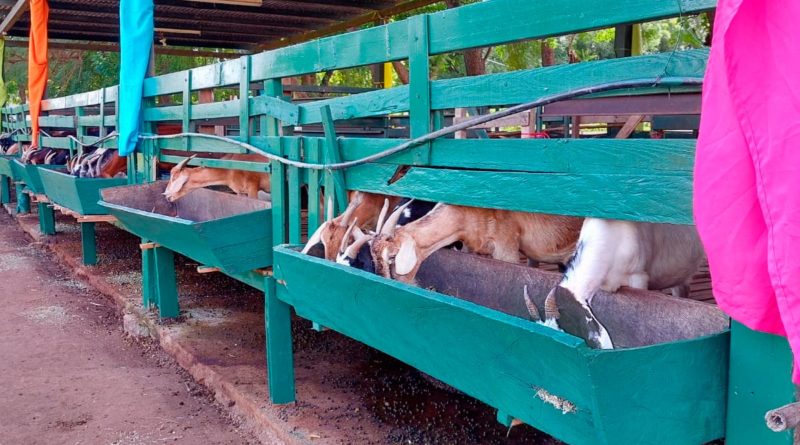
[[2, 204, 559, 444], [0, 214, 256, 445]]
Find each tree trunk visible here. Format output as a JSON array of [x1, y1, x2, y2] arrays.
[[541, 40, 555, 66], [392, 61, 409, 84], [445, 0, 486, 76]]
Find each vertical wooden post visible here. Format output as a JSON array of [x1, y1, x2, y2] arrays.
[[320, 105, 348, 215], [239, 56, 251, 144], [306, 139, 322, 236], [141, 239, 155, 308], [727, 321, 796, 445], [182, 71, 192, 150], [38, 202, 55, 235], [154, 246, 179, 319], [263, 77, 296, 404], [287, 139, 301, 244], [408, 14, 432, 165], [80, 222, 97, 265], [0, 175, 10, 204], [15, 185, 29, 213]]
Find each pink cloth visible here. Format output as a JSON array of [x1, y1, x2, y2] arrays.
[[694, 0, 800, 382]]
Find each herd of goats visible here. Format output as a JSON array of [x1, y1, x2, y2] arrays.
[[0, 136, 707, 348], [0, 133, 127, 179]]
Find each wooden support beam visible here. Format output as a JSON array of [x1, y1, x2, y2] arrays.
[[615, 114, 645, 139], [255, 0, 442, 51], [0, 0, 28, 35], [139, 242, 162, 250], [3, 37, 245, 59], [196, 265, 220, 274]]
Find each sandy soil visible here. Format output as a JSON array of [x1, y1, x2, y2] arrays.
[[0, 214, 257, 445]]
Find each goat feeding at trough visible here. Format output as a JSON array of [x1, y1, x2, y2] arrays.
[[535, 218, 706, 349], [67, 148, 127, 178], [163, 154, 270, 202], [344, 202, 584, 284], [302, 191, 405, 260]]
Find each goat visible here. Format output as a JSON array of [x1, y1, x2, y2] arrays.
[[540, 218, 705, 349], [302, 191, 404, 261], [367, 203, 584, 284], [163, 154, 270, 202], [4, 143, 20, 155], [68, 148, 127, 178]]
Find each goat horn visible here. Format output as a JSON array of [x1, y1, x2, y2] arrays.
[[343, 228, 374, 260], [175, 154, 197, 171], [544, 288, 560, 320], [339, 192, 363, 226], [301, 221, 328, 254], [374, 198, 391, 235], [338, 217, 358, 254], [326, 195, 335, 222], [380, 199, 414, 236], [523, 285, 541, 322]]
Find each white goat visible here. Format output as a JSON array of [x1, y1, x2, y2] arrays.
[[543, 218, 705, 349]]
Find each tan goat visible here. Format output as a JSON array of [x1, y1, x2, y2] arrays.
[[367, 203, 584, 284], [163, 154, 271, 202]]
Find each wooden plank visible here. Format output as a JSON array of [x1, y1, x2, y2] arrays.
[[320, 106, 348, 215], [431, 49, 707, 110], [408, 14, 432, 165], [153, 138, 248, 154], [239, 56, 252, 144], [345, 164, 693, 224], [297, 86, 409, 125], [158, 155, 270, 173], [38, 115, 75, 128], [306, 139, 322, 237], [541, 93, 701, 117], [333, 137, 696, 174], [0, 0, 29, 34], [615, 114, 645, 139], [287, 140, 301, 245]]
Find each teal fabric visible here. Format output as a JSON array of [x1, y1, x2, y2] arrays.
[[118, 0, 154, 157]]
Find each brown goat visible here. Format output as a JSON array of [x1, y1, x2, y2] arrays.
[[302, 191, 403, 261], [163, 153, 270, 202], [368, 203, 584, 284]]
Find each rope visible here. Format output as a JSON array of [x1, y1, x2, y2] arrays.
[[139, 76, 703, 171], [67, 132, 120, 148]]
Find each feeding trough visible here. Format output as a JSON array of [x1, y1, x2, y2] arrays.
[[273, 246, 729, 445], [39, 168, 126, 215], [99, 181, 272, 274], [0, 155, 18, 180], [12, 160, 61, 195]]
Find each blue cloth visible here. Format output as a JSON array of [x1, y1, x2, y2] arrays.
[[118, 0, 154, 157]]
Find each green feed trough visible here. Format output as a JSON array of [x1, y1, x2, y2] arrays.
[[12, 160, 61, 194], [99, 181, 272, 274], [0, 155, 20, 180], [274, 246, 730, 445], [39, 168, 126, 215]]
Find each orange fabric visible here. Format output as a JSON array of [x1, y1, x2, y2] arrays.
[[28, 0, 49, 145]]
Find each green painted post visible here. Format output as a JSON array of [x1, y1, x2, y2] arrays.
[[0, 175, 10, 204], [80, 222, 97, 265], [265, 276, 295, 404], [38, 202, 55, 235], [408, 14, 432, 165], [287, 139, 301, 244], [16, 185, 29, 214], [320, 105, 348, 215], [239, 56, 251, 144], [154, 246, 179, 319], [306, 140, 322, 235], [141, 239, 155, 308], [263, 77, 296, 404], [182, 71, 192, 151], [727, 321, 796, 445]]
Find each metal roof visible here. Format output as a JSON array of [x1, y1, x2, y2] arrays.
[[0, 0, 437, 53]]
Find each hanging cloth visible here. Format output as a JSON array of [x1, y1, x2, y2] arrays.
[[118, 0, 154, 157], [0, 38, 8, 108], [28, 0, 49, 145], [694, 0, 800, 382]]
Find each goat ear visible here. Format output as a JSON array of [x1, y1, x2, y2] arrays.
[[302, 221, 328, 254], [394, 238, 417, 276], [164, 174, 189, 196]]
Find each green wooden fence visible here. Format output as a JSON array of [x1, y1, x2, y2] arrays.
[[3, 0, 795, 443]]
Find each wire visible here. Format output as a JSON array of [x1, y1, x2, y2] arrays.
[[139, 76, 702, 171], [52, 76, 702, 170]]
